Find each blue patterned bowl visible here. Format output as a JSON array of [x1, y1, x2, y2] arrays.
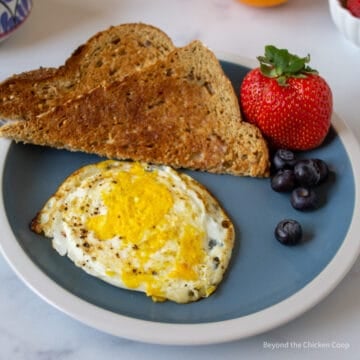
[[0, 0, 32, 42]]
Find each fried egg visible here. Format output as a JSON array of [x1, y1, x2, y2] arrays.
[[31, 160, 235, 303]]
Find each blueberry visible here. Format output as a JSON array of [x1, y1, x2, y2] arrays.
[[273, 149, 297, 170], [294, 159, 321, 187], [271, 169, 296, 192], [275, 219, 302, 245], [291, 187, 318, 210], [313, 159, 329, 183]]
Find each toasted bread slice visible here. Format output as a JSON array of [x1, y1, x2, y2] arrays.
[[0, 23, 175, 120], [0, 41, 269, 177]]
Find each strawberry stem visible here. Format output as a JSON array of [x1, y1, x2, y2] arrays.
[[257, 45, 318, 86]]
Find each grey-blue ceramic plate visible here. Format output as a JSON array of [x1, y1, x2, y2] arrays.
[[1, 54, 359, 345]]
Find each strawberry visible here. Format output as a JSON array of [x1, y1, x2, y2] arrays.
[[240, 45, 333, 151], [347, 0, 360, 18]]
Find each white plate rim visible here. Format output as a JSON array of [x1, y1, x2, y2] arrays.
[[0, 54, 360, 346]]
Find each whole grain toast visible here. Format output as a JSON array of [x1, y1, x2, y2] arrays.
[[0, 41, 269, 177], [0, 23, 175, 120]]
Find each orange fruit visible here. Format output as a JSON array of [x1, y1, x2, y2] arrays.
[[237, 0, 288, 7]]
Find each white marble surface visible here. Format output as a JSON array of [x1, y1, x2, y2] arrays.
[[1, 0, 360, 358]]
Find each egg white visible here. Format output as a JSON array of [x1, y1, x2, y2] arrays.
[[31, 160, 234, 303]]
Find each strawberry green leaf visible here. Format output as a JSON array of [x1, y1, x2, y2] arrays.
[[259, 63, 278, 78], [277, 75, 288, 86], [258, 45, 318, 85]]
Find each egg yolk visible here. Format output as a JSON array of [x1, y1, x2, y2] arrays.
[[86, 162, 206, 299], [86, 162, 173, 243]]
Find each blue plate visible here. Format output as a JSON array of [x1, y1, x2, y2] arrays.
[[1, 56, 359, 344]]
